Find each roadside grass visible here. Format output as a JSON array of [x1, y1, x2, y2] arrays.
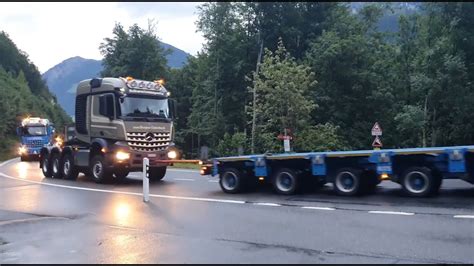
[[0, 138, 18, 162], [169, 162, 201, 170]]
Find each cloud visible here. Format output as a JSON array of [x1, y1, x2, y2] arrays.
[[0, 2, 205, 73]]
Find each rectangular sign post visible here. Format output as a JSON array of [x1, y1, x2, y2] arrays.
[[143, 157, 149, 202]]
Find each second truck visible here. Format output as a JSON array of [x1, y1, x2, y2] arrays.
[[39, 76, 179, 183]]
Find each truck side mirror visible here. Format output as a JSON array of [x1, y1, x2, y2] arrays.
[[99, 94, 115, 120], [169, 99, 178, 119], [16, 127, 21, 136]]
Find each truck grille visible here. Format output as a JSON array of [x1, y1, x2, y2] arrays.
[[25, 140, 44, 148], [126, 132, 171, 152]]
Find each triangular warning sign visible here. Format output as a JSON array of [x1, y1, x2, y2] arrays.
[[371, 122, 382, 136], [372, 136, 383, 147]]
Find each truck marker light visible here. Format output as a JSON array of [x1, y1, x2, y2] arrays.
[[380, 173, 389, 180], [101, 148, 107, 153], [259, 177, 265, 181], [116, 151, 130, 161], [198, 160, 203, 165], [125, 76, 133, 81]]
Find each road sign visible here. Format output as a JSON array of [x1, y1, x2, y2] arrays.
[[372, 136, 383, 148], [371, 122, 382, 136]]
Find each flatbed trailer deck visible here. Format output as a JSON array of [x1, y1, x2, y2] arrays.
[[201, 145, 474, 197]]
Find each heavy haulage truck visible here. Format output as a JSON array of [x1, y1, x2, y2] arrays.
[[200, 145, 474, 197], [39, 77, 180, 183], [17, 117, 55, 161]]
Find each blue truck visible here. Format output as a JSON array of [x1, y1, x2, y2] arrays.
[[16, 117, 55, 161], [200, 145, 474, 197]]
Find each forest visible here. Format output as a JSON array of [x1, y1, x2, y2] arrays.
[[1, 2, 474, 160]]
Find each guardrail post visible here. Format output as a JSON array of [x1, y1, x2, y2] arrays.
[[143, 157, 149, 202]]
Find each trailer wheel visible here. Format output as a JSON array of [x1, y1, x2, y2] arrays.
[[219, 168, 244, 194], [401, 167, 440, 197], [41, 155, 52, 178], [51, 153, 63, 179], [149, 167, 166, 181], [333, 168, 362, 196], [62, 153, 79, 180], [90, 155, 112, 183], [273, 168, 300, 195]]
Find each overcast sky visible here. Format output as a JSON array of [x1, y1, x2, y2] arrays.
[[0, 2, 205, 73]]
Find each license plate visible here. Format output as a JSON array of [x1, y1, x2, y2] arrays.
[[147, 154, 157, 158]]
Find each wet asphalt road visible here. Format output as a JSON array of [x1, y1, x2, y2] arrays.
[[0, 158, 473, 263]]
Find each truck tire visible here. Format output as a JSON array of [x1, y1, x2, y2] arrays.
[[149, 167, 167, 181], [115, 169, 129, 181], [401, 167, 440, 197], [333, 168, 363, 196], [41, 155, 52, 178], [90, 155, 112, 183], [51, 153, 63, 179], [273, 168, 300, 195], [62, 153, 79, 180], [219, 168, 244, 194]]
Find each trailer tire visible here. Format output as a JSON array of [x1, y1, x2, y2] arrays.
[[333, 168, 363, 196], [62, 153, 79, 180], [219, 168, 244, 194], [273, 168, 300, 195], [51, 153, 63, 179], [41, 154, 52, 178], [90, 155, 112, 183], [401, 167, 440, 197]]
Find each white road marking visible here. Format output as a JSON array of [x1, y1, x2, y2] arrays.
[[208, 180, 219, 183], [302, 206, 336, 211], [0, 172, 245, 205], [253, 203, 281, 207], [368, 211, 415, 216], [453, 215, 474, 219], [0, 158, 18, 167], [173, 178, 195, 181]]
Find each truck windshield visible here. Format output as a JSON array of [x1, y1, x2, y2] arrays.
[[23, 126, 47, 136], [119, 96, 169, 119]]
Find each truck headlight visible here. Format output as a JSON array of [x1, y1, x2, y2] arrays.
[[167, 150, 178, 159], [116, 151, 130, 161], [19, 146, 27, 155]]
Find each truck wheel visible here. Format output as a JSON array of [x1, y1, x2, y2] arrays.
[[219, 168, 244, 194], [401, 167, 440, 197], [273, 168, 300, 195], [90, 155, 112, 183], [62, 153, 79, 180], [41, 155, 52, 178], [149, 167, 167, 181], [115, 169, 129, 181], [333, 168, 363, 196], [51, 153, 63, 179]]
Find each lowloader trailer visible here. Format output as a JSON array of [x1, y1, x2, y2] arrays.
[[200, 145, 474, 197]]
